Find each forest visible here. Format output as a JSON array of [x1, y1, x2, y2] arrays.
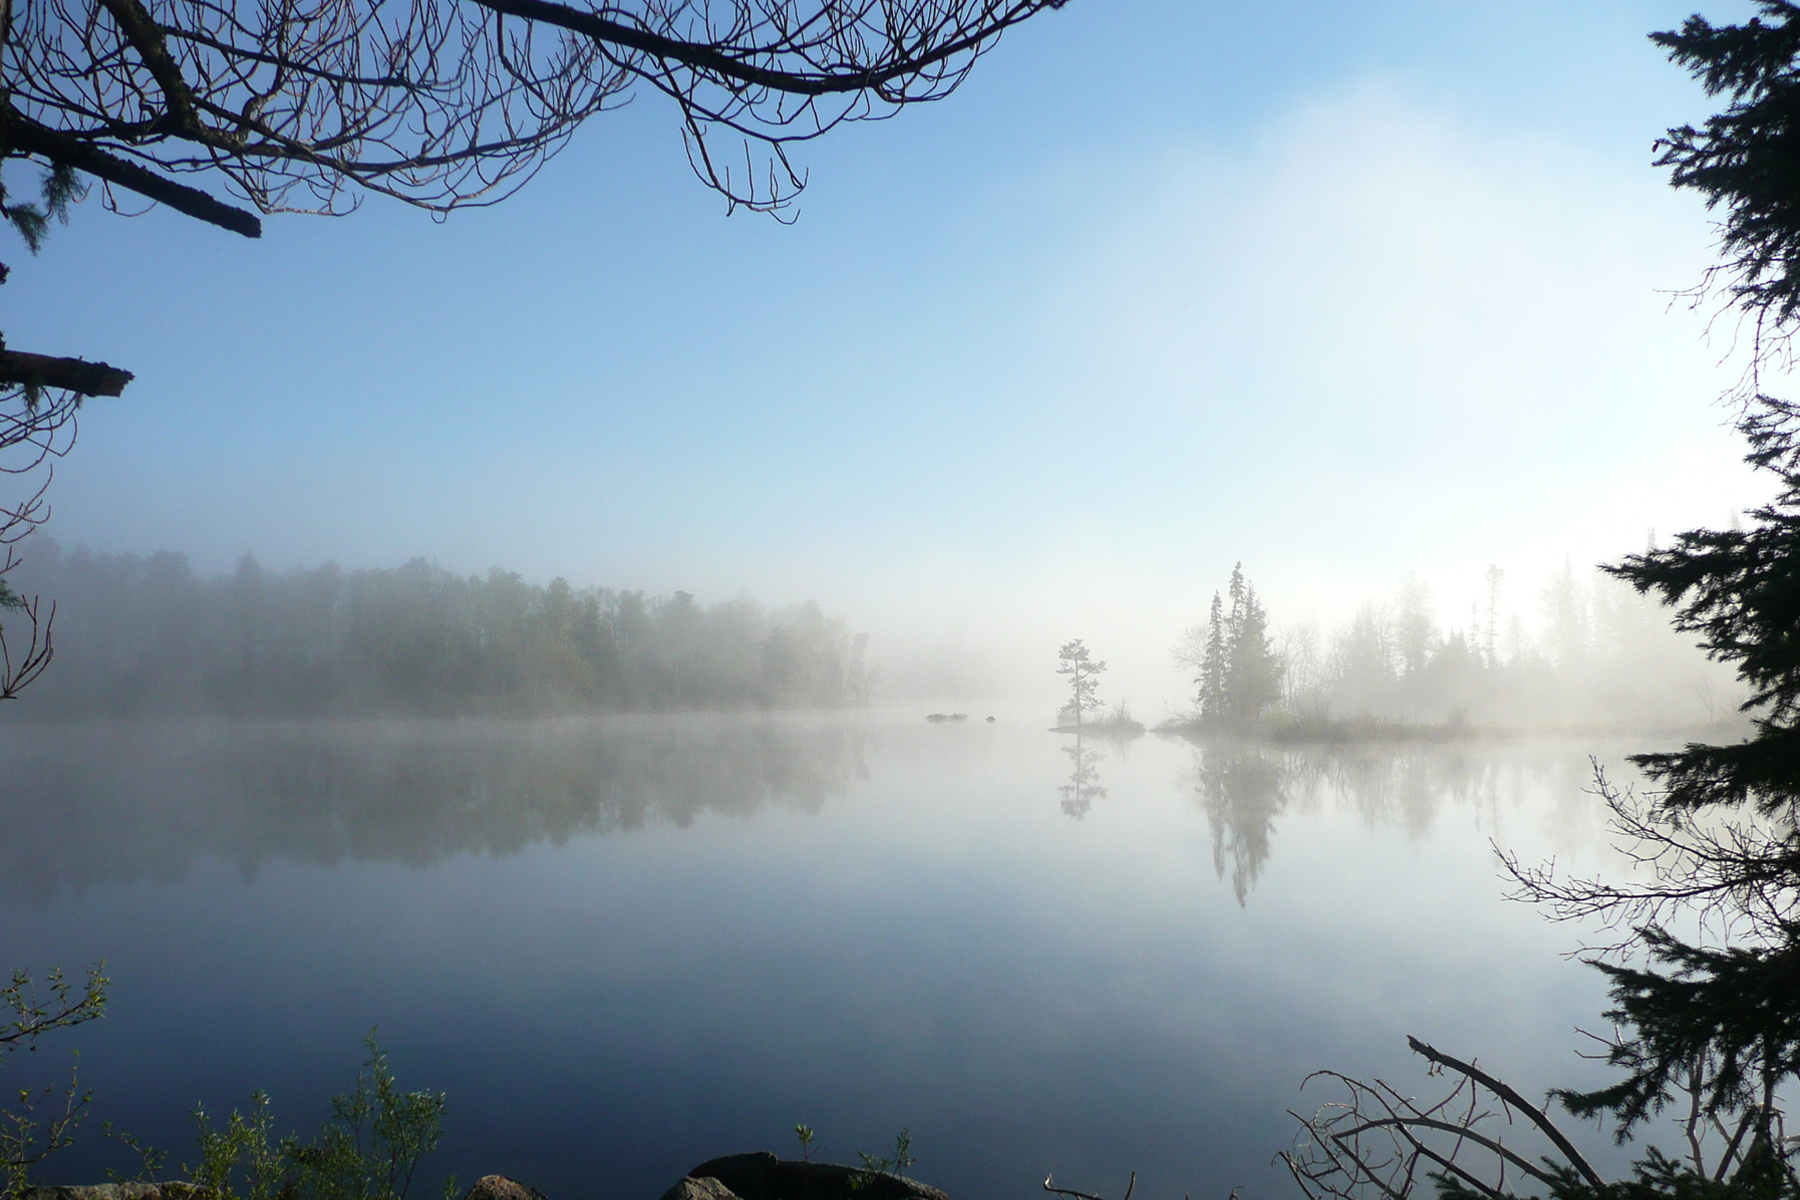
[[3, 542, 875, 717], [1172, 560, 1741, 734]]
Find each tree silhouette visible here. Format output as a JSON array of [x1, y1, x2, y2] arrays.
[[1055, 638, 1104, 728], [1505, 9, 1800, 1192], [1183, 564, 1282, 726]]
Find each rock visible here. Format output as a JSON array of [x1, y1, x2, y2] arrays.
[[680, 1152, 951, 1200], [462, 1176, 549, 1200], [657, 1177, 740, 1200], [21, 1184, 201, 1200]]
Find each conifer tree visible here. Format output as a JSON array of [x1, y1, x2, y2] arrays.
[[1056, 639, 1106, 728], [1524, 8, 1800, 1190], [1223, 564, 1283, 723], [1198, 593, 1227, 720]]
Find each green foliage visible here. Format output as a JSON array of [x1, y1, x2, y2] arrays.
[[0, 162, 84, 257], [1, 965, 109, 1200], [185, 1035, 447, 1200], [851, 1129, 915, 1188], [1588, 397, 1800, 1185], [190, 1093, 286, 1200], [793, 1125, 815, 1163], [1557, 26, 1800, 1180]]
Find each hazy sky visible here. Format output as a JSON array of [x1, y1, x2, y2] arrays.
[[5, 0, 1772, 708]]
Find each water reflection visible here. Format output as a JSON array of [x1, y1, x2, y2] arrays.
[[1058, 734, 1106, 819], [1184, 739, 1623, 903], [1190, 743, 1289, 902], [3, 717, 1638, 1200], [0, 716, 868, 905]]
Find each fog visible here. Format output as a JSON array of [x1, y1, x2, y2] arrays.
[[0, 712, 1660, 1200], [3, 536, 1741, 732], [4, 2, 1788, 1199], [6, 23, 1768, 715]]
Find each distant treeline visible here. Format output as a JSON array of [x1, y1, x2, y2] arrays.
[[1176, 561, 1743, 733], [3, 542, 876, 716]]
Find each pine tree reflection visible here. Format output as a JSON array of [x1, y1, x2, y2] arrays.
[[0, 717, 868, 905], [1191, 745, 1290, 904], [1186, 740, 1613, 902], [1059, 733, 1107, 819]]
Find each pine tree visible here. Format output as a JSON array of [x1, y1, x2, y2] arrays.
[[1537, 10, 1800, 1188], [1056, 639, 1106, 728], [1223, 566, 1283, 722], [1198, 592, 1227, 720]]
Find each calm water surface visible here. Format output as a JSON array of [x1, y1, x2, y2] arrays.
[[2, 711, 1660, 1200]]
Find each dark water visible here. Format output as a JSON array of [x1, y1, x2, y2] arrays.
[[1, 711, 1654, 1200]]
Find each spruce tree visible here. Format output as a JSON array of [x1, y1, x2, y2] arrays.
[[1539, 7, 1800, 1189], [1198, 592, 1227, 721], [1223, 566, 1283, 723]]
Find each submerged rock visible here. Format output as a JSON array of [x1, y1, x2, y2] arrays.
[[675, 1152, 950, 1200]]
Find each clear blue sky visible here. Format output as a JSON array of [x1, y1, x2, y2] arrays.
[[5, 0, 1769, 706]]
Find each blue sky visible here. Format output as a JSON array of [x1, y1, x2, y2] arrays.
[[4, 0, 1770, 706]]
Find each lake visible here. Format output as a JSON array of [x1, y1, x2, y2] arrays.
[[0, 710, 1662, 1200]]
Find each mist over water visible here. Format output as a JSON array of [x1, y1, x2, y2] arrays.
[[4, 4, 1787, 1198], [4, 709, 1666, 1200]]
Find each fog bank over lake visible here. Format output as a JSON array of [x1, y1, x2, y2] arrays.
[[4, 709, 1664, 1200]]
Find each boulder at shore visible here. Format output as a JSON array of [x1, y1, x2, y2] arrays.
[[462, 1178, 549, 1200], [22, 1151, 951, 1200], [661, 1152, 952, 1200]]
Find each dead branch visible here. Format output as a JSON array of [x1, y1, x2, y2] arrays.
[[1279, 1038, 1600, 1200], [0, 589, 54, 700], [1405, 1037, 1603, 1188], [1043, 1171, 1134, 1200], [0, 350, 133, 397], [1499, 762, 1800, 949]]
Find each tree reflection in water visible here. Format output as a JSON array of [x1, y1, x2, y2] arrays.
[[1058, 733, 1107, 819], [1191, 744, 1289, 904], [1186, 740, 1618, 904], [0, 715, 869, 906]]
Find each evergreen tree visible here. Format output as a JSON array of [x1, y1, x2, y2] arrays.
[[1537, 9, 1800, 1190], [1223, 564, 1283, 723], [1056, 639, 1106, 727], [1394, 573, 1439, 678], [1561, 395, 1800, 1184], [1198, 592, 1227, 720]]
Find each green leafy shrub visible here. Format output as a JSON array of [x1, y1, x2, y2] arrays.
[[1, 965, 109, 1200], [187, 1036, 449, 1200]]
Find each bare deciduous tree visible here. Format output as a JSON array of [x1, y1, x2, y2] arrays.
[[0, 0, 1067, 237]]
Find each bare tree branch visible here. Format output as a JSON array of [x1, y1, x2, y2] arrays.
[[4, 0, 1067, 219], [1279, 1038, 1607, 1200], [0, 349, 132, 396]]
